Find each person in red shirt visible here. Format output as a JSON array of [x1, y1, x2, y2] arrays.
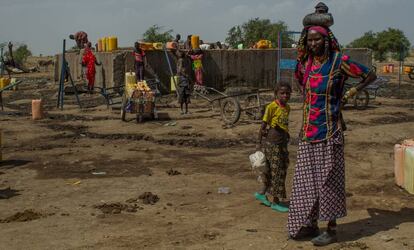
[[133, 42, 147, 81], [82, 42, 101, 93]]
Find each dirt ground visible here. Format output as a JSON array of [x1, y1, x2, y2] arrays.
[[1, 66, 414, 250]]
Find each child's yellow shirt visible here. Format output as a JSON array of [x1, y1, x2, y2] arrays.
[[262, 100, 290, 132]]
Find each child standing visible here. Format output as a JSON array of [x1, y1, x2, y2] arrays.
[[255, 83, 292, 212], [133, 42, 146, 81], [176, 51, 191, 114]]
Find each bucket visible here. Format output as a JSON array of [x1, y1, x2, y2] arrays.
[[404, 147, 414, 194], [191, 35, 200, 49], [31, 99, 43, 120]]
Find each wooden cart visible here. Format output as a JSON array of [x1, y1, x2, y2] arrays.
[[120, 79, 160, 123]]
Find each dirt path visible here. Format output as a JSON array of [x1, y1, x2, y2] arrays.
[[0, 74, 414, 249]]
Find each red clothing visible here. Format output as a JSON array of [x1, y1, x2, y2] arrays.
[[190, 54, 203, 85], [133, 49, 145, 62], [82, 49, 97, 88]]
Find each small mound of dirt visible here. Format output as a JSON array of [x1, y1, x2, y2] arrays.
[[0, 209, 47, 223], [93, 202, 142, 214], [138, 192, 160, 205], [166, 168, 181, 176]]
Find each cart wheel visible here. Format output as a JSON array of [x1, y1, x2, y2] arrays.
[[244, 94, 266, 120], [353, 90, 369, 109], [221, 97, 241, 125], [120, 94, 127, 122]]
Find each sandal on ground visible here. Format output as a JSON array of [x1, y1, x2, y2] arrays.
[[254, 192, 271, 207], [311, 231, 338, 246], [270, 203, 289, 213]]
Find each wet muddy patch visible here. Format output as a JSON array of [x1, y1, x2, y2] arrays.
[[47, 113, 118, 122], [370, 112, 414, 125], [0, 209, 52, 223], [93, 202, 143, 214], [44, 123, 253, 149]]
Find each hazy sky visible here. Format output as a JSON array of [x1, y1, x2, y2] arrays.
[[1, 0, 413, 55]]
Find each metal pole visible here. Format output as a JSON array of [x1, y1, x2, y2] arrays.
[[0, 47, 4, 77], [60, 39, 67, 109], [57, 39, 66, 108], [398, 44, 403, 98], [276, 32, 281, 84]]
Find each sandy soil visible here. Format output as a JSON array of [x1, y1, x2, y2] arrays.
[[1, 68, 414, 250]]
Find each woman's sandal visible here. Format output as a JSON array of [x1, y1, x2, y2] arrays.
[[254, 192, 271, 207], [270, 203, 289, 213]]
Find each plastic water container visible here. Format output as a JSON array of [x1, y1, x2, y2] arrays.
[[166, 42, 176, 49], [140, 43, 154, 50], [394, 144, 405, 187], [152, 43, 163, 50], [108, 36, 118, 51], [256, 40, 272, 49], [387, 64, 394, 73], [97, 38, 103, 52], [0, 77, 10, 89], [191, 35, 200, 49], [31, 99, 43, 120], [170, 76, 179, 92], [403, 66, 412, 74], [404, 147, 414, 194], [125, 72, 136, 85]]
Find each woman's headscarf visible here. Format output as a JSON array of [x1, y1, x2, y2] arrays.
[[296, 25, 340, 64]]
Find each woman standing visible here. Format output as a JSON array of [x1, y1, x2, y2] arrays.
[[287, 25, 377, 246], [82, 42, 100, 93]]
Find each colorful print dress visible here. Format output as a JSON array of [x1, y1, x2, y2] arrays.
[[287, 52, 371, 237]]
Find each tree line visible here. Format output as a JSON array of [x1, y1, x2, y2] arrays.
[[141, 19, 411, 62]]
